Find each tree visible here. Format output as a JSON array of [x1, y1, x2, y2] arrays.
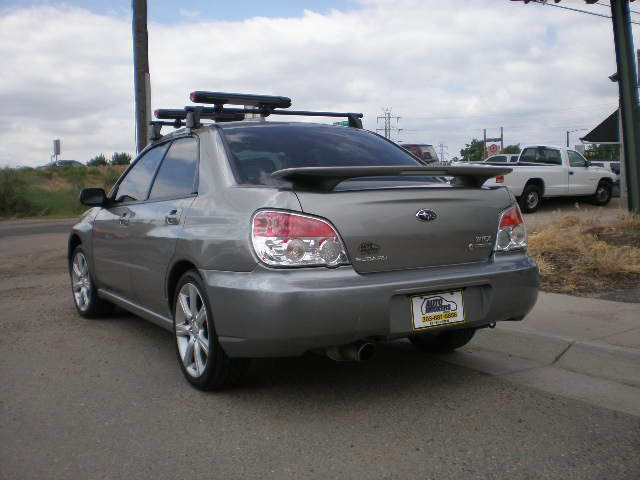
[[87, 154, 108, 167], [460, 138, 483, 162], [111, 152, 132, 166], [584, 144, 619, 161], [502, 144, 521, 154]]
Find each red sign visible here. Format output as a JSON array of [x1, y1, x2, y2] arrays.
[[488, 143, 499, 154]]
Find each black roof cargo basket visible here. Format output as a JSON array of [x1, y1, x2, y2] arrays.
[[190, 91, 292, 110], [149, 90, 364, 140]]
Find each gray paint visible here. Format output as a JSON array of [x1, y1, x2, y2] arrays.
[[70, 122, 538, 358]]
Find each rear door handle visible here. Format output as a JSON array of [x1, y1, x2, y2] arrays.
[[165, 209, 181, 225], [569, 171, 574, 175]]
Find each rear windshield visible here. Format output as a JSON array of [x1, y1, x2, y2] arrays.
[[220, 123, 422, 185]]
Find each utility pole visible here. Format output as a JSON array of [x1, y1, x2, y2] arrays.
[[376, 108, 401, 140], [437, 143, 447, 162], [610, 0, 640, 213], [132, 0, 151, 154]]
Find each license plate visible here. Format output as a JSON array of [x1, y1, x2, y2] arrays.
[[410, 290, 465, 331]]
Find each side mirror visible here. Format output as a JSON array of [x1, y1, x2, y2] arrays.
[[80, 188, 107, 207]]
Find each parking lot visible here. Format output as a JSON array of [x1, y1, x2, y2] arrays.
[[1, 219, 639, 480]]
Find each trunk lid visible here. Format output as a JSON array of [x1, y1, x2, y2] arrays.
[[295, 184, 512, 273]]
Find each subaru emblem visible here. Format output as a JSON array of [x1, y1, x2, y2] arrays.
[[416, 209, 437, 222]]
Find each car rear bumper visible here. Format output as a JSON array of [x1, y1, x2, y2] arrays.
[[201, 253, 539, 358]]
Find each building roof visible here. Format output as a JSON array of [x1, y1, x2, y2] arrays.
[[581, 110, 619, 144]]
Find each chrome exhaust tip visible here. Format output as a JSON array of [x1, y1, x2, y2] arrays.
[[325, 341, 376, 362]]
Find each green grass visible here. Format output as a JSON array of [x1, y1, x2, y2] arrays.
[[0, 165, 126, 219]]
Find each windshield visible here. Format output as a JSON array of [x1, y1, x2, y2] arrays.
[[220, 123, 422, 185]]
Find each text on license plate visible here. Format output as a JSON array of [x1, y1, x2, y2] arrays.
[[410, 290, 465, 331]]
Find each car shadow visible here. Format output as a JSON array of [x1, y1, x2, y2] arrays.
[[102, 307, 488, 408]]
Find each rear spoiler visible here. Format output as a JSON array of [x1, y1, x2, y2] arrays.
[[271, 165, 512, 190]]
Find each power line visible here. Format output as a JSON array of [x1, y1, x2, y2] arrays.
[[590, 1, 640, 17], [376, 108, 401, 140], [530, 0, 640, 26]]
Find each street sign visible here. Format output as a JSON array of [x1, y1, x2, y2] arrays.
[[488, 143, 499, 154], [333, 120, 349, 127]]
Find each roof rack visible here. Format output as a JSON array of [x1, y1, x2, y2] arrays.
[[149, 90, 364, 140], [190, 91, 292, 110]]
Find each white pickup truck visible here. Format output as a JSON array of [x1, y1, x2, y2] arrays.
[[483, 145, 617, 213]]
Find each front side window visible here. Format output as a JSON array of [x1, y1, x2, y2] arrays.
[[114, 143, 169, 202], [149, 138, 198, 199], [221, 124, 422, 185], [568, 150, 587, 167]]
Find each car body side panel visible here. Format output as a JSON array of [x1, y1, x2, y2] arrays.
[[172, 128, 302, 272], [127, 196, 197, 315]]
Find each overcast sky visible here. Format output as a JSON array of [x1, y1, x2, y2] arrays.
[[0, 0, 637, 166]]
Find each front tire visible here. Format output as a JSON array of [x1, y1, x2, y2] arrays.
[[173, 271, 249, 390], [410, 328, 476, 353], [590, 181, 612, 206], [69, 246, 113, 318], [519, 184, 541, 213]]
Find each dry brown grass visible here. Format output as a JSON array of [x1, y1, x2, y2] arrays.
[[528, 212, 640, 295]]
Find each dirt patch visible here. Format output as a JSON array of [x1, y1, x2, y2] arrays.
[[529, 213, 640, 297]]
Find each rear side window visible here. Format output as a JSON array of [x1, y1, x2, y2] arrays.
[[114, 143, 169, 202], [488, 155, 507, 163], [221, 124, 422, 185], [520, 147, 561, 165], [149, 138, 198, 199]]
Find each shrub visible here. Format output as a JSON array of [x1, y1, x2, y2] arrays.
[[111, 152, 132, 166], [0, 167, 34, 217]]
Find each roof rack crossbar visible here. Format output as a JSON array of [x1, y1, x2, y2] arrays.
[[155, 108, 245, 122]]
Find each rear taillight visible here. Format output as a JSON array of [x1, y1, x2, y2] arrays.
[[251, 210, 349, 267], [495, 175, 504, 183], [495, 203, 527, 252]]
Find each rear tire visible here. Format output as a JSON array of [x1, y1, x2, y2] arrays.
[[173, 271, 249, 390], [69, 246, 113, 318], [519, 184, 541, 213], [410, 328, 476, 353], [590, 181, 612, 206]]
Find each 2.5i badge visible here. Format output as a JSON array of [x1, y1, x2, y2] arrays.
[[409, 290, 465, 330]]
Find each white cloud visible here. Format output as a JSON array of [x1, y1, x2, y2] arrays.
[[0, 1, 634, 166], [179, 9, 200, 19]]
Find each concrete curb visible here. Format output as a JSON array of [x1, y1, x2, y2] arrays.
[[471, 326, 640, 388], [557, 340, 640, 388]]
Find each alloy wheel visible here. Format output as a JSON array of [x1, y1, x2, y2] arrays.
[[175, 283, 210, 378], [596, 185, 610, 203], [71, 252, 91, 311], [526, 191, 539, 209]]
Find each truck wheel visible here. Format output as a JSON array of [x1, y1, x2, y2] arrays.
[[519, 184, 541, 213], [173, 271, 250, 390], [69, 246, 114, 318], [591, 181, 612, 206], [410, 328, 476, 353]]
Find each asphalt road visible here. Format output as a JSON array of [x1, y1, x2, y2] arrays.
[[1, 220, 639, 480]]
